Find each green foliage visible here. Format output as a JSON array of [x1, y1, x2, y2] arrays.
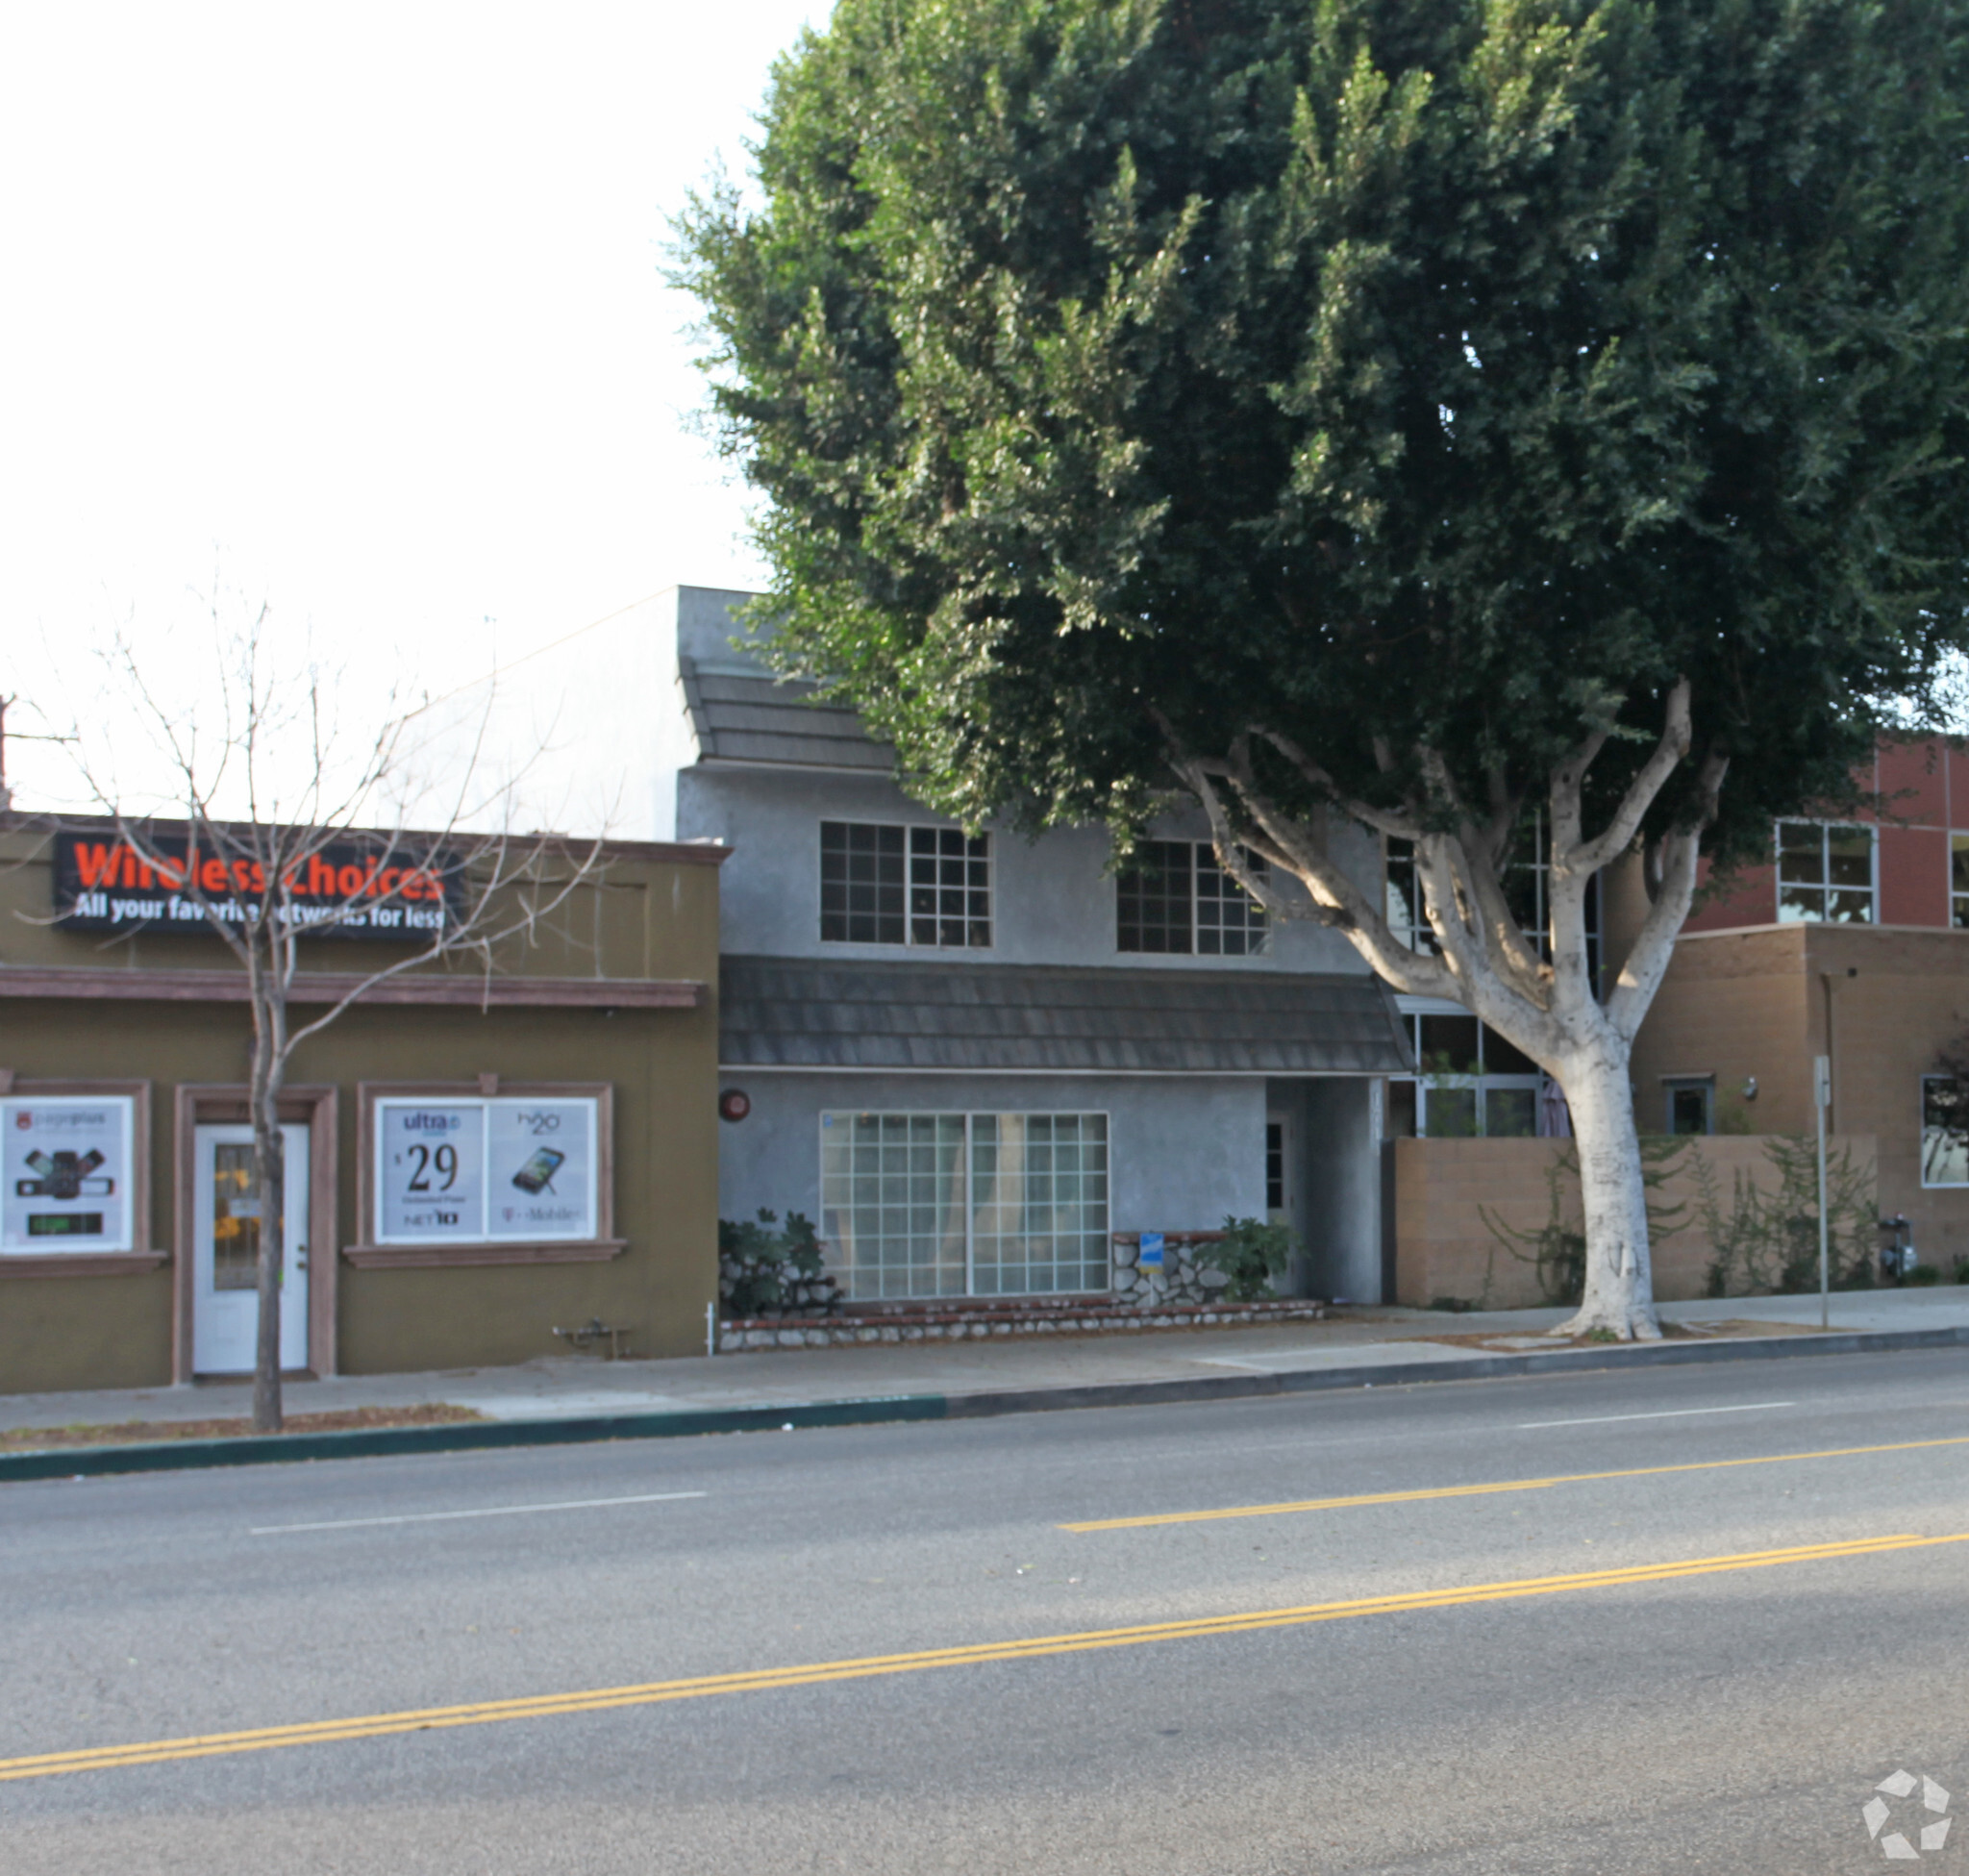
[[718, 1208, 826, 1315], [1694, 1138, 1877, 1296], [1482, 1136, 1688, 1306], [1954, 1255, 1969, 1287], [677, 0, 1969, 859], [1910, 1263, 1942, 1287], [1191, 1215, 1295, 1303]]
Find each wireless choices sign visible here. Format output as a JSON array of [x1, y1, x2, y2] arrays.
[[54, 833, 461, 941]]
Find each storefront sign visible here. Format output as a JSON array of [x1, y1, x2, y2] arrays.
[[53, 833, 461, 941], [2, 1095, 136, 1253], [374, 1096, 598, 1243]]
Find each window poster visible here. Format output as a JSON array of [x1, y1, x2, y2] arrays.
[[484, 1099, 596, 1241], [375, 1096, 598, 1244], [2, 1095, 136, 1253], [376, 1102, 486, 1241]]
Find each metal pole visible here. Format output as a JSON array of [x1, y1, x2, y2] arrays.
[[706, 1298, 715, 1359], [1814, 1053, 1831, 1331]]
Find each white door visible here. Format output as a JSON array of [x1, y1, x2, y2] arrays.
[[192, 1124, 310, 1375]]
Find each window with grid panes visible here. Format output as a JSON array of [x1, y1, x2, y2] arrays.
[[1117, 842, 1266, 955], [1950, 836, 1969, 929], [909, 827, 990, 947], [1776, 820, 1875, 923], [821, 821, 990, 947], [819, 1111, 1109, 1299]]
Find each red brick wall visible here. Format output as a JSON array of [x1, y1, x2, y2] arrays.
[[1685, 738, 1963, 935]]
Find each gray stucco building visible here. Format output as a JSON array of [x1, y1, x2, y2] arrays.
[[651, 586, 1409, 1305]]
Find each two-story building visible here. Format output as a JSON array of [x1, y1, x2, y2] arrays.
[[1624, 738, 1969, 1272], [648, 587, 1411, 1308]]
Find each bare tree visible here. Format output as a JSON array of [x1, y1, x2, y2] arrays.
[[62, 599, 608, 1431]]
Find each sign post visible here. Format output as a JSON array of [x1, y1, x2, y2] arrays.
[[1813, 1053, 1832, 1331]]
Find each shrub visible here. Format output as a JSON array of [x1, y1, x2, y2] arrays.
[[1191, 1217, 1295, 1303], [718, 1209, 827, 1316]]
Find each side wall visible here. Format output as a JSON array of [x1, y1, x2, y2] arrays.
[[1631, 923, 1969, 1269], [1393, 1135, 1878, 1310]]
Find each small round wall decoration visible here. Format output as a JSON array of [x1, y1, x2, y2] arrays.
[[718, 1088, 752, 1123]]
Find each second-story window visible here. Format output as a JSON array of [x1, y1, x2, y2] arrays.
[[1777, 820, 1875, 923], [820, 821, 990, 947], [1386, 821, 1601, 983], [1116, 841, 1267, 956]]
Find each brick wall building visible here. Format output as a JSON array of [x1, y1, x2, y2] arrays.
[[1622, 739, 1969, 1273]]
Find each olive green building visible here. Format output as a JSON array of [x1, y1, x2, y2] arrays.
[[0, 816, 726, 1393]]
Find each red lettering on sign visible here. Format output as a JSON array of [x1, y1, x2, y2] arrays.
[[378, 866, 402, 896], [72, 842, 122, 888], [305, 854, 338, 897], [336, 863, 364, 896], [200, 858, 229, 893]]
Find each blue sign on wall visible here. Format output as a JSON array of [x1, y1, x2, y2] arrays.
[[1138, 1231, 1164, 1269]]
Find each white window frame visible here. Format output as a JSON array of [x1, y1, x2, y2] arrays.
[[818, 1109, 1111, 1300], [817, 820, 993, 950], [1921, 1074, 1969, 1188], [1775, 818, 1878, 925], [1949, 833, 1969, 930], [363, 1086, 609, 1248], [1, 1088, 142, 1255], [1115, 840, 1269, 957], [1389, 1000, 1542, 1139]]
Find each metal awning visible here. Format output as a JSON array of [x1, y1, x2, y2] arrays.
[[719, 957, 1413, 1075]]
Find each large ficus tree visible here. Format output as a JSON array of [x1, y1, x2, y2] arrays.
[[678, 0, 1969, 1337]]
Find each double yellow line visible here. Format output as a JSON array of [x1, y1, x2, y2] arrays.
[[1060, 1433, 1969, 1531], [4, 1530, 1961, 1784]]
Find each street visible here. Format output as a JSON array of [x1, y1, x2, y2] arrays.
[[4, 1350, 1966, 1873]]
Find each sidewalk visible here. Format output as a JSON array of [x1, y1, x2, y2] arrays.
[[7, 1287, 1968, 1437]]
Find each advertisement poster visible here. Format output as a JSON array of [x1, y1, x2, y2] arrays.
[[485, 1099, 595, 1241], [2, 1095, 135, 1253], [375, 1097, 597, 1244], [376, 1102, 486, 1241], [54, 833, 461, 942]]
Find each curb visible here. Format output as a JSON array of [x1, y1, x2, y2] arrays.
[[4, 1323, 1966, 1485]]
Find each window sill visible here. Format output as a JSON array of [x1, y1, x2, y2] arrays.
[[0, 1251, 167, 1279], [341, 1239, 629, 1269]]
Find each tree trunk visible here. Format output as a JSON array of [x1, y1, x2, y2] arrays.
[[249, 1059, 286, 1435], [1554, 1044, 1660, 1340]]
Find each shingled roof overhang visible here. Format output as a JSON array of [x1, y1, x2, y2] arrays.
[[719, 957, 1414, 1076], [680, 662, 893, 771]]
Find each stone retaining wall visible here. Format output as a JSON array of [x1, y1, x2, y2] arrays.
[[716, 1295, 1328, 1351]]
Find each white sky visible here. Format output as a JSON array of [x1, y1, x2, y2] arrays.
[[0, 1, 828, 813]]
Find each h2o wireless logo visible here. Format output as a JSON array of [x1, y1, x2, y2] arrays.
[[512, 1112, 561, 1136]]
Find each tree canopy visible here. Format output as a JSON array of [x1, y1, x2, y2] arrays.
[[680, 0, 1969, 858]]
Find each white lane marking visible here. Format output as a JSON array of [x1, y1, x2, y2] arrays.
[[1517, 1402, 1795, 1430], [250, 1491, 707, 1535]]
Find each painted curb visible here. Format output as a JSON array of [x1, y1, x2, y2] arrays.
[[3, 1322, 1964, 1484]]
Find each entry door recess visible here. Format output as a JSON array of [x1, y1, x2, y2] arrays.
[[191, 1123, 310, 1374]]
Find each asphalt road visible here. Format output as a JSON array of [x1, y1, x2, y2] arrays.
[[3, 1351, 1967, 1874]]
